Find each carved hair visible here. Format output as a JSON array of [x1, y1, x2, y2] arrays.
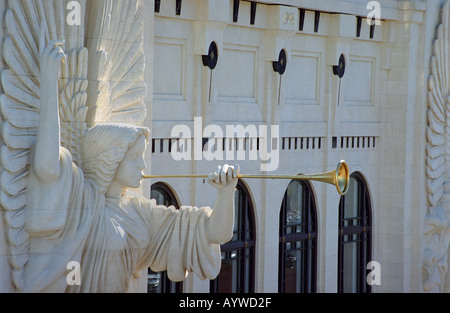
[[81, 123, 150, 194]]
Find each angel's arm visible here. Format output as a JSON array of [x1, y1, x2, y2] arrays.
[[206, 165, 239, 244], [33, 32, 66, 184]]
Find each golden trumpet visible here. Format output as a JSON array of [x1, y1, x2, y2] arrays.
[[144, 161, 350, 196]]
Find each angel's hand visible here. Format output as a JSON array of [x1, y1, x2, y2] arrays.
[[207, 164, 240, 191], [39, 28, 66, 84]]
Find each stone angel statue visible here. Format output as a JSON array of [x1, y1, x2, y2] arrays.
[[423, 0, 450, 293], [0, 0, 238, 293]]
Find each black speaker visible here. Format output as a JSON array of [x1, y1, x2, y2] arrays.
[[273, 49, 287, 75], [202, 42, 219, 70]]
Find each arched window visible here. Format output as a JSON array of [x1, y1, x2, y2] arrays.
[[148, 183, 183, 294], [210, 181, 256, 293], [279, 180, 317, 293], [338, 173, 372, 293], [151, 183, 179, 208]]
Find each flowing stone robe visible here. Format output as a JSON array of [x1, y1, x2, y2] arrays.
[[24, 147, 221, 293]]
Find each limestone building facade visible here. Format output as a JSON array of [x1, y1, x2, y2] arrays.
[[148, 0, 448, 293]]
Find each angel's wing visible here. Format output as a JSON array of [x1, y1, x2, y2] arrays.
[[0, 0, 88, 291], [424, 0, 450, 293], [85, 0, 147, 127], [58, 0, 89, 165]]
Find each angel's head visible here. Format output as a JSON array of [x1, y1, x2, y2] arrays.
[[81, 123, 150, 194]]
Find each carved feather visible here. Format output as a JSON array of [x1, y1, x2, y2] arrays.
[[423, 0, 450, 293], [86, 0, 147, 127], [1, 0, 42, 292], [426, 1, 450, 209], [59, 47, 89, 165], [0, 0, 89, 291]]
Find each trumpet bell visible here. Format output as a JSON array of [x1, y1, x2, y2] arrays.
[[335, 160, 350, 196], [293, 160, 349, 196]]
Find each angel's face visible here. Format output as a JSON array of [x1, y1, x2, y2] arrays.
[[114, 135, 147, 189]]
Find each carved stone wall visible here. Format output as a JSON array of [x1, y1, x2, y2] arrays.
[[150, 0, 437, 293]]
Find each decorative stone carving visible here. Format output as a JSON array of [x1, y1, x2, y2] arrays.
[[424, 0, 450, 293], [0, 0, 237, 293]]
